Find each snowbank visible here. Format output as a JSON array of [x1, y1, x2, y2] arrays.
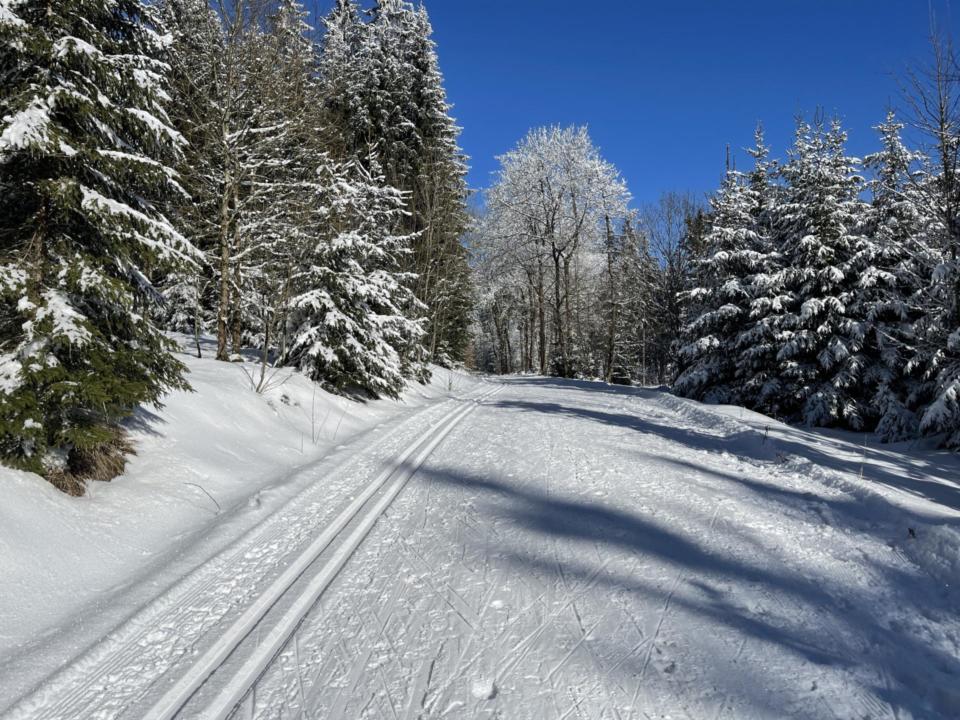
[[0, 337, 480, 662], [684, 397, 960, 595]]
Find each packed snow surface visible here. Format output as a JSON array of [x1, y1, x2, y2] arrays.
[[1, 366, 959, 719], [0, 337, 482, 706]]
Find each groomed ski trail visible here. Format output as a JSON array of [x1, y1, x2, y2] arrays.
[[3, 382, 501, 720]]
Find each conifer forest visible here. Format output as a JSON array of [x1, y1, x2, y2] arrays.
[[1, 3, 959, 719]]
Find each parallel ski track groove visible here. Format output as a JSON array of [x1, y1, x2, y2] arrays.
[[150, 384, 501, 720], [5, 382, 497, 720]]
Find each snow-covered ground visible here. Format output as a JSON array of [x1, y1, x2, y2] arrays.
[[2, 368, 959, 719], [0, 337, 483, 710]]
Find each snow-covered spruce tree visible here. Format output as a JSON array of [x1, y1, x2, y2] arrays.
[[154, 0, 226, 353], [764, 118, 870, 427], [675, 166, 762, 403], [404, 5, 472, 366], [319, 0, 473, 366], [283, 154, 425, 398], [731, 130, 785, 410], [365, 0, 421, 188], [0, 0, 196, 489], [316, 0, 371, 159], [854, 112, 933, 440]]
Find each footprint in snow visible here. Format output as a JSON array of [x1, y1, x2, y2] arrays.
[[471, 678, 497, 700]]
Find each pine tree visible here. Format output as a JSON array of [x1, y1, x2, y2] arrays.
[[0, 0, 197, 487]]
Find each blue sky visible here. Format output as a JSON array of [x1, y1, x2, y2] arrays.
[[411, 0, 959, 205]]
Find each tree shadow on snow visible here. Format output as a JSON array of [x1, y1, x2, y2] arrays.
[[495, 377, 960, 517], [414, 460, 960, 718], [123, 405, 167, 437]]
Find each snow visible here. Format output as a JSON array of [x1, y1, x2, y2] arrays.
[[125, 107, 185, 146], [0, 336, 482, 708], [0, 0, 25, 28], [52, 36, 101, 60], [241, 378, 960, 719], [34, 289, 91, 346], [0, 99, 52, 152], [2, 373, 959, 718], [80, 185, 197, 261], [0, 352, 22, 394], [470, 678, 497, 700]]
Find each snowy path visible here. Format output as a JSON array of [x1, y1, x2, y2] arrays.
[[5, 377, 960, 719]]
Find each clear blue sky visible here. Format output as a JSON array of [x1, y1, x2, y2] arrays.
[[421, 0, 960, 205], [312, 1, 960, 205]]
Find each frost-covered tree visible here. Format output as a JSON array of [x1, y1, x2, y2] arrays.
[[0, 0, 197, 488], [478, 126, 629, 378]]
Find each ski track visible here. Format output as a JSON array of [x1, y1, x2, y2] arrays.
[[6, 376, 960, 720], [2, 382, 498, 720], [237, 377, 960, 720]]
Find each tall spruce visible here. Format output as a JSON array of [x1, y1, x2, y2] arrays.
[[857, 112, 932, 439], [0, 0, 197, 486], [764, 118, 868, 426], [676, 166, 762, 402], [318, 0, 472, 366], [282, 154, 425, 398]]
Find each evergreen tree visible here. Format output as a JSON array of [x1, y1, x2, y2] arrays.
[[316, 0, 370, 158], [283, 155, 424, 398], [0, 0, 197, 486], [857, 112, 932, 439], [765, 118, 869, 426], [734, 131, 787, 411], [156, 0, 225, 353], [318, 0, 473, 366], [675, 165, 762, 402]]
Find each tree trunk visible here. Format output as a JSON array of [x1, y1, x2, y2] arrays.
[[552, 245, 568, 377], [215, 162, 232, 362], [537, 260, 547, 374]]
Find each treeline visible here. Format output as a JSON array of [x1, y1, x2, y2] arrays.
[[0, 0, 470, 491], [475, 40, 960, 447], [471, 126, 707, 385], [678, 105, 960, 445]]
